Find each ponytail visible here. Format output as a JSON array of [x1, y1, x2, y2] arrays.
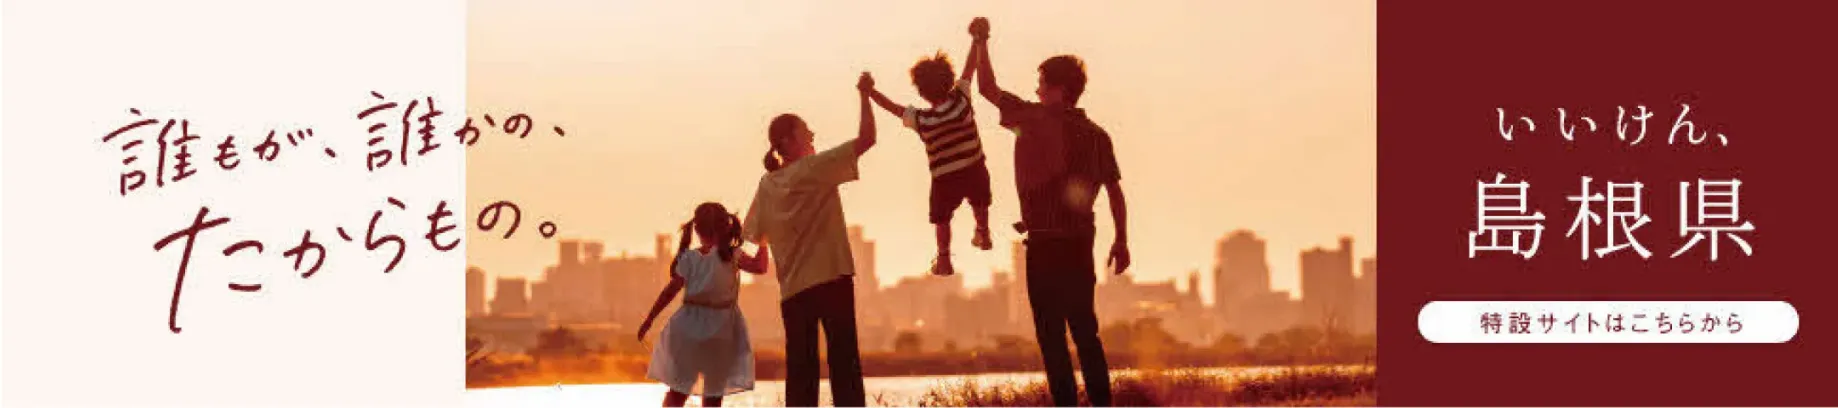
[[678, 202, 744, 268], [764, 113, 801, 172], [763, 149, 783, 172], [669, 219, 694, 276], [718, 213, 743, 263]]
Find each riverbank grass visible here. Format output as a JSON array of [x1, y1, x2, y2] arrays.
[[917, 366, 1375, 407]]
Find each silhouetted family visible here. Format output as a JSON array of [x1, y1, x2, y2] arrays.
[[638, 17, 1131, 407]]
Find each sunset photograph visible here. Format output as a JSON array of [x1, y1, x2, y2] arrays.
[[460, 1, 1375, 406]]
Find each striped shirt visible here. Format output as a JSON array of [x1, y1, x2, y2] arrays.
[[902, 79, 987, 178]]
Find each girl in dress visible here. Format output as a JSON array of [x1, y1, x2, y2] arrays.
[[638, 202, 770, 407]]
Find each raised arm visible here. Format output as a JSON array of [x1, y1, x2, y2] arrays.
[[959, 29, 981, 85], [741, 197, 766, 246], [636, 274, 685, 340], [866, 87, 908, 118], [854, 72, 879, 155], [970, 18, 1004, 104], [738, 245, 771, 275]]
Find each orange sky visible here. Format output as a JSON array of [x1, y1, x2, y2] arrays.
[[465, 0, 1375, 303]]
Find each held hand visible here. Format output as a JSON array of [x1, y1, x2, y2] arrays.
[[969, 17, 990, 40], [1107, 241, 1132, 275], [636, 320, 653, 341], [857, 72, 875, 93]]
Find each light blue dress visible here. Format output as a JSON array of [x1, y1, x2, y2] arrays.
[[646, 249, 755, 397]]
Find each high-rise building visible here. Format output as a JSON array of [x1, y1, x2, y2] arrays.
[[559, 240, 581, 268], [848, 226, 877, 289], [1241, 291, 1303, 339], [656, 234, 672, 264], [601, 237, 670, 330], [845, 225, 895, 351], [1354, 257, 1378, 334], [883, 273, 962, 333], [467, 267, 487, 317], [738, 261, 785, 348], [944, 285, 1011, 347], [1182, 270, 1214, 345], [489, 233, 681, 334], [529, 279, 551, 321], [491, 277, 530, 316], [985, 271, 1021, 339], [1212, 230, 1298, 338], [1188, 270, 1204, 306], [540, 239, 613, 325], [1301, 237, 1356, 331], [584, 242, 604, 264], [1215, 230, 1271, 312], [848, 226, 881, 323]]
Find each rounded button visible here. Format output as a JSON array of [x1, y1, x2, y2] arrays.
[[1418, 301, 1797, 343]]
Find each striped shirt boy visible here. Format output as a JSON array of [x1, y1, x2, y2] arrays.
[[902, 78, 993, 224]]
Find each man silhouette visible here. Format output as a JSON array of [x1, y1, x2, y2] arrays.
[[966, 17, 1132, 407]]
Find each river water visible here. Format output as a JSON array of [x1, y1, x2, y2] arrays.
[[465, 365, 1364, 407]]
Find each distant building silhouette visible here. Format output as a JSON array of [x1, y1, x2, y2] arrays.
[[1094, 272, 1210, 344], [470, 270, 543, 354], [469, 236, 674, 332], [1213, 230, 1298, 339], [529, 273, 551, 319], [469, 235, 667, 353], [1301, 237, 1356, 331], [598, 235, 671, 329], [1183, 270, 1214, 342], [491, 277, 529, 316], [467, 267, 487, 317], [470, 224, 1375, 354], [875, 265, 1027, 351], [737, 264, 785, 348], [848, 226, 892, 350], [1354, 257, 1377, 334], [1008, 240, 1030, 329], [538, 240, 607, 324], [1215, 230, 1272, 310], [1188, 271, 1204, 308], [512, 226, 878, 352], [850, 226, 879, 303], [884, 272, 963, 335], [943, 280, 1012, 348]]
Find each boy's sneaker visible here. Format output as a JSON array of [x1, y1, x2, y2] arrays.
[[971, 226, 994, 251], [930, 254, 956, 276]]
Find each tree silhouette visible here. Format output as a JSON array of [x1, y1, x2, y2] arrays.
[[466, 335, 492, 369], [1100, 317, 1186, 356], [893, 331, 924, 355], [1251, 326, 1326, 361], [991, 335, 1031, 355], [530, 326, 588, 361], [1209, 332, 1247, 357]]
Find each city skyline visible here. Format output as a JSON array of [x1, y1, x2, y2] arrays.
[[467, 227, 1372, 320], [468, 225, 1372, 304], [466, 228, 1376, 353]]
